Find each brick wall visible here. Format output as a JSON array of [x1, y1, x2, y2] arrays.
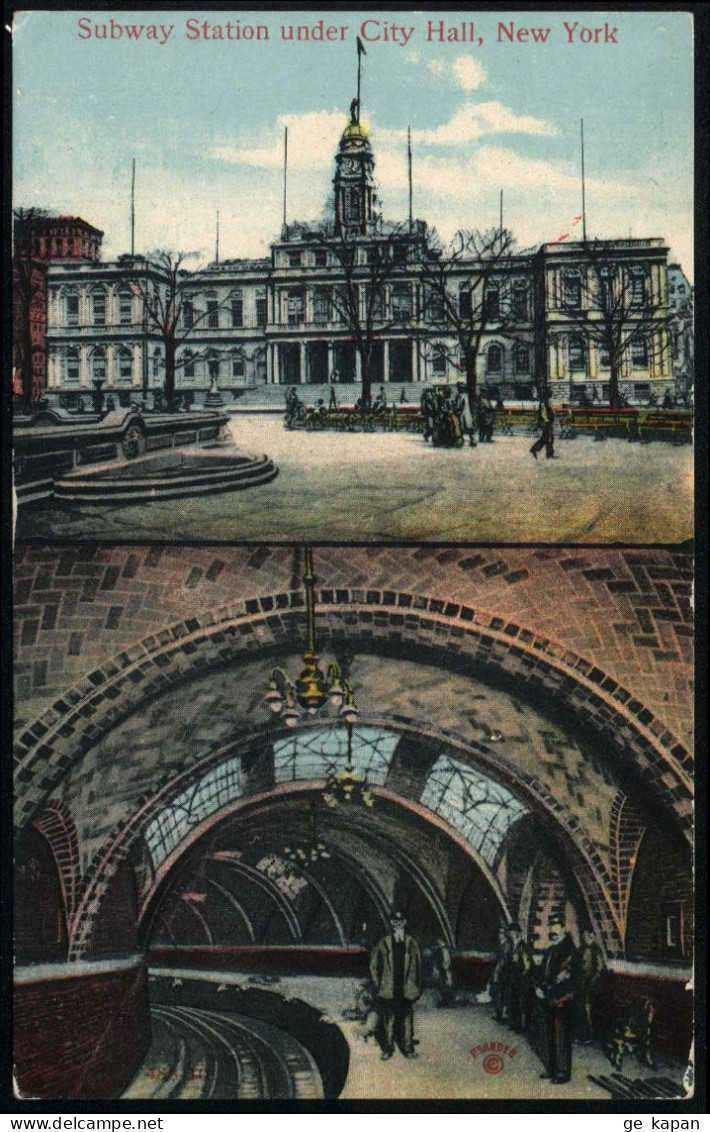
[[14, 961, 150, 1100]]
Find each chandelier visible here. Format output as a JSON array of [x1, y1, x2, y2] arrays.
[[283, 799, 331, 867], [265, 547, 358, 728], [322, 721, 374, 809]]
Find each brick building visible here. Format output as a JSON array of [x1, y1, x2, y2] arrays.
[[12, 214, 103, 406]]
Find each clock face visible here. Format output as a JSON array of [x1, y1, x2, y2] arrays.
[[343, 158, 358, 174]]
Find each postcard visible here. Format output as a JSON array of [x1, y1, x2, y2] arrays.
[[9, 5, 698, 1110]]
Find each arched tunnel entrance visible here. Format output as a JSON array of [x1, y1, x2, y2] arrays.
[[13, 576, 694, 1100]]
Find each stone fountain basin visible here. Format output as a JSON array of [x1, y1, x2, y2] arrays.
[[53, 446, 279, 503]]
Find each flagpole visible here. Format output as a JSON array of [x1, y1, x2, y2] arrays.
[[581, 118, 587, 242], [408, 126, 413, 232], [357, 44, 362, 110], [215, 210, 220, 265], [283, 126, 288, 233], [130, 158, 136, 256]]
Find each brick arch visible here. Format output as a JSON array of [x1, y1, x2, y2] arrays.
[[14, 590, 692, 838], [66, 715, 623, 961], [32, 800, 81, 924], [609, 791, 648, 942]]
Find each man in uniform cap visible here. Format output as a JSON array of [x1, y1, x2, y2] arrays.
[[535, 913, 577, 1083], [370, 910, 423, 1060]]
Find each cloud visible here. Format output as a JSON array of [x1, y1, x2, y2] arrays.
[[425, 54, 487, 91], [210, 109, 348, 171], [451, 56, 487, 92], [381, 101, 557, 147]]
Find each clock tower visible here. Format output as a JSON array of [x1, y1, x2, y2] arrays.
[[333, 100, 378, 238]]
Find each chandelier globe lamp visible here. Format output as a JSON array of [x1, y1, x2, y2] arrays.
[[265, 547, 359, 728]]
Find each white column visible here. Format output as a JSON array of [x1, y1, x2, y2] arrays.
[[327, 343, 334, 382], [81, 346, 91, 389], [411, 338, 419, 382], [300, 342, 307, 384], [383, 339, 390, 382], [355, 350, 362, 383], [266, 342, 274, 384]]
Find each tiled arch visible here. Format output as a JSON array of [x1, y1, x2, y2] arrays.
[[15, 591, 692, 837]]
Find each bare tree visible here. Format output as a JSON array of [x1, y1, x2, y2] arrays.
[[560, 242, 669, 409], [12, 208, 49, 410], [313, 221, 415, 407], [417, 227, 520, 417], [134, 250, 231, 410]]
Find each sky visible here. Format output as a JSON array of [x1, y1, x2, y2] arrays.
[[13, 9, 694, 276]]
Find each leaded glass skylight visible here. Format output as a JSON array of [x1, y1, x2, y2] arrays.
[[273, 726, 397, 787], [144, 756, 243, 868], [420, 755, 526, 866]]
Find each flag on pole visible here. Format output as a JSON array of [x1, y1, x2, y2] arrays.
[[357, 36, 366, 55]]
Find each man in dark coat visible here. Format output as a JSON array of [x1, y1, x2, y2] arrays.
[[503, 922, 534, 1033], [536, 913, 577, 1083], [575, 928, 607, 1044], [530, 399, 556, 459], [490, 925, 511, 1024], [420, 386, 436, 442], [477, 393, 495, 442], [370, 911, 423, 1060]]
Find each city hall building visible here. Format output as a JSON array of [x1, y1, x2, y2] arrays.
[[31, 110, 680, 409]]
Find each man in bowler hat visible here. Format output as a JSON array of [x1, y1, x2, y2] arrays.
[[370, 911, 423, 1060]]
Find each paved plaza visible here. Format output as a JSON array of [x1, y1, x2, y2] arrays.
[[16, 413, 693, 543]]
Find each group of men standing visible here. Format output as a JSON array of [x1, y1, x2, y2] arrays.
[[367, 910, 606, 1082], [490, 915, 607, 1084]]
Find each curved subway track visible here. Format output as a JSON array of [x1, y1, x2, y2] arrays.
[[124, 1004, 324, 1100]]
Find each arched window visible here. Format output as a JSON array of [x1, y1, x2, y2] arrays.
[[152, 349, 162, 380], [432, 345, 447, 377], [344, 187, 361, 222], [232, 352, 245, 381], [568, 335, 586, 371], [91, 348, 106, 383], [183, 350, 195, 379], [65, 288, 79, 327], [117, 287, 133, 325], [117, 347, 133, 383], [487, 344, 503, 374], [91, 287, 106, 326], [65, 348, 80, 384], [514, 344, 530, 374]]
